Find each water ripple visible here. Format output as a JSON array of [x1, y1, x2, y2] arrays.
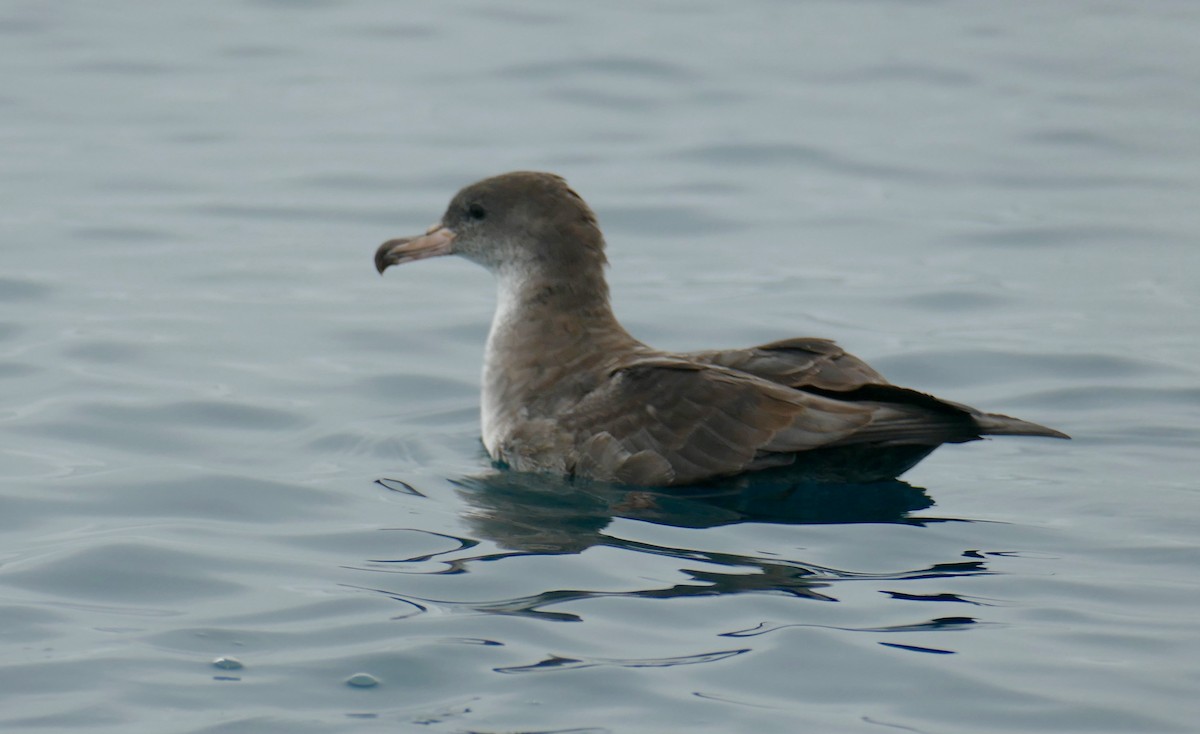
[[955, 224, 1175, 248], [878, 642, 955, 655], [320, 466, 1012, 656], [70, 474, 340, 522], [670, 142, 943, 181], [598, 205, 739, 237], [0, 276, 53, 302], [724, 616, 978, 638], [84, 399, 307, 430], [873, 349, 1179, 389], [495, 648, 749, 674], [498, 57, 697, 82], [4, 541, 242, 603]]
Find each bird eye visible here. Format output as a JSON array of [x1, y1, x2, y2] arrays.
[[466, 203, 487, 221]]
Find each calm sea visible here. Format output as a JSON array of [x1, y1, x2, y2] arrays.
[[2, 2, 1198, 732]]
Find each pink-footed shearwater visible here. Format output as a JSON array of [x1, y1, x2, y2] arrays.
[[375, 171, 1068, 486]]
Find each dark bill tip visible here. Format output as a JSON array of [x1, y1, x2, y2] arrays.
[[374, 226, 456, 274]]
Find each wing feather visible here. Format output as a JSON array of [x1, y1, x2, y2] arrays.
[[557, 345, 1064, 486], [563, 359, 879, 485], [689, 337, 888, 390]]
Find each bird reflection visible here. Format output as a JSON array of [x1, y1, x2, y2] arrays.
[[355, 471, 983, 623], [451, 468, 934, 555]]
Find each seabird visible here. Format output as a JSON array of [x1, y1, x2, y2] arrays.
[[375, 171, 1067, 486]]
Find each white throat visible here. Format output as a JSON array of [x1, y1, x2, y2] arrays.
[[480, 265, 535, 455]]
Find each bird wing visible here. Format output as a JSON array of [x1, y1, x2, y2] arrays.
[[562, 357, 948, 486], [688, 336, 889, 391], [691, 337, 1068, 442]]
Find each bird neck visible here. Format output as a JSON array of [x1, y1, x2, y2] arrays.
[[486, 263, 637, 365]]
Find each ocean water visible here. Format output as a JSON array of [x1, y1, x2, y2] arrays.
[[3, 2, 1199, 732]]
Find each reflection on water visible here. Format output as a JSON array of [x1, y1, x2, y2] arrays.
[[361, 473, 987, 626], [452, 469, 936, 546], [494, 647, 751, 674]]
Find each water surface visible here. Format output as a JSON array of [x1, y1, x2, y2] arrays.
[[2, 2, 1199, 732]]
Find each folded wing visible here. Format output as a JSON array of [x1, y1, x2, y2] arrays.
[[564, 356, 1022, 486]]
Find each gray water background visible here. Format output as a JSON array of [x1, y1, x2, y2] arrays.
[[2, 2, 1199, 732]]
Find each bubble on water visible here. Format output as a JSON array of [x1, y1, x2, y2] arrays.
[[212, 656, 244, 670], [346, 672, 380, 688]]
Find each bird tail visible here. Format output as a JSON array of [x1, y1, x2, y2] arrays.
[[974, 412, 1070, 439]]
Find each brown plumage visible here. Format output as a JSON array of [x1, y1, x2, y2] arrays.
[[375, 171, 1068, 486]]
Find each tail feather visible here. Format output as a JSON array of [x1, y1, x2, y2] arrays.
[[974, 412, 1070, 439]]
